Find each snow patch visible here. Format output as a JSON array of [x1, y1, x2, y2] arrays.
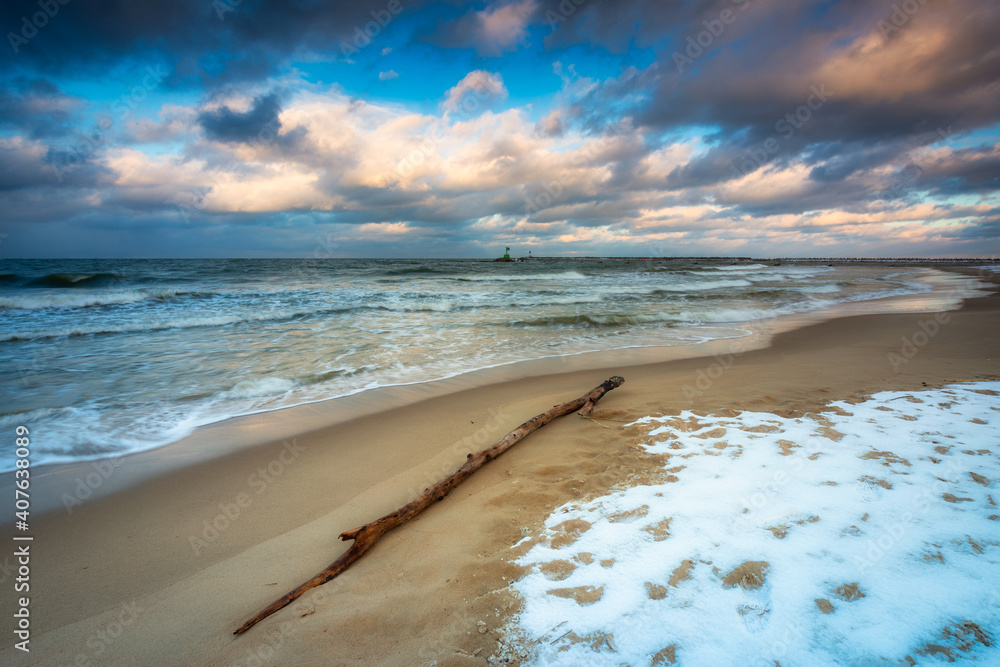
[[511, 383, 1000, 665]]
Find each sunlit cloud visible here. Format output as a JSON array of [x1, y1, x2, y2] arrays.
[[0, 0, 997, 258]]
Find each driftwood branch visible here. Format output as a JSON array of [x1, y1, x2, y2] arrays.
[[234, 376, 625, 635]]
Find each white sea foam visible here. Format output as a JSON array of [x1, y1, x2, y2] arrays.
[[795, 283, 842, 294], [590, 279, 754, 295], [457, 271, 588, 282], [656, 279, 753, 292], [0, 307, 326, 342], [0, 406, 80, 427], [532, 294, 607, 306], [0, 288, 181, 310], [2, 259, 981, 470], [666, 303, 826, 323], [511, 382, 1000, 666], [746, 269, 837, 284], [226, 376, 298, 398], [384, 298, 456, 312], [703, 263, 769, 271]]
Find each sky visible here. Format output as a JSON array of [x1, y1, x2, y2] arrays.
[[1, 0, 998, 258]]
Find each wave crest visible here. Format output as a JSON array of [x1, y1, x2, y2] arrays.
[[27, 272, 124, 288]]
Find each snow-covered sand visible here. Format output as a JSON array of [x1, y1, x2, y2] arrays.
[[511, 382, 1000, 666]]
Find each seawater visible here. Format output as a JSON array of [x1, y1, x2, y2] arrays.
[[0, 258, 951, 468]]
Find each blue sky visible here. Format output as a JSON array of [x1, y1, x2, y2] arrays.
[[1, 0, 999, 258]]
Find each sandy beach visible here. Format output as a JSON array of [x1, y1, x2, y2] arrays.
[[2, 265, 999, 666], [4, 0, 1000, 661]]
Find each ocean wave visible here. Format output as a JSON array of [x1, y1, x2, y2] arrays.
[[795, 283, 842, 294], [514, 302, 831, 328], [747, 265, 836, 279], [642, 266, 687, 273], [0, 295, 470, 341], [671, 307, 786, 323], [514, 312, 682, 327], [455, 271, 587, 282], [26, 272, 124, 288], [379, 299, 455, 312], [0, 306, 334, 342], [701, 263, 769, 271], [385, 267, 448, 276], [302, 367, 363, 385], [0, 288, 183, 311], [225, 376, 298, 398], [0, 404, 179, 468], [221, 366, 366, 400], [0, 406, 80, 426], [653, 279, 753, 292], [590, 280, 752, 296], [0, 295, 479, 340], [519, 294, 607, 306], [592, 286, 660, 296]]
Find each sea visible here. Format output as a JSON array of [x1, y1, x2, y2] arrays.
[[0, 258, 985, 470]]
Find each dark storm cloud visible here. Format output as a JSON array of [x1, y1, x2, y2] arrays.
[[664, 140, 752, 190], [2, 0, 434, 86], [0, 78, 82, 138], [426, 1, 524, 56], [953, 210, 1000, 241], [537, 0, 729, 52], [0, 141, 54, 190], [198, 92, 282, 143], [0, 136, 114, 193], [920, 145, 1000, 196], [2, 0, 998, 259], [557, 0, 1000, 197], [805, 141, 911, 184], [428, 0, 760, 58]]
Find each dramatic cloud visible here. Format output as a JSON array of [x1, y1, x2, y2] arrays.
[[198, 93, 283, 144], [431, 0, 537, 56], [1, 0, 998, 258], [0, 78, 82, 138], [2, 0, 435, 85]]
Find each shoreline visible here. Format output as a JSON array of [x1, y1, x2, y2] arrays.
[[1, 265, 998, 665], [6, 265, 990, 517], [0, 261, 977, 477]]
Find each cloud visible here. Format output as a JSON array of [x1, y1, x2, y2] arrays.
[[1, 0, 998, 258], [0, 136, 60, 190], [1, 0, 434, 87], [476, 0, 536, 55], [442, 71, 508, 113], [198, 93, 283, 144], [638, 0, 1000, 147], [539, 0, 709, 53], [123, 105, 199, 144], [430, 0, 537, 56], [910, 143, 1000, 196], [7, 72, 996, 257], [0, 78, 83, 138], [536, 110, 564, 137], [547, 0, 1000, 209]]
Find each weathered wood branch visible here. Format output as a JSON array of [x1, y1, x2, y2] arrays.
[[234, 376, 625, 635]]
